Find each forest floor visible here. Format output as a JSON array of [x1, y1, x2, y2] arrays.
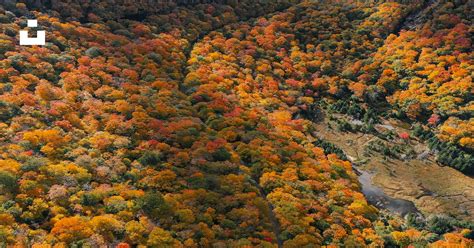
[[313, 113, 474, 222]]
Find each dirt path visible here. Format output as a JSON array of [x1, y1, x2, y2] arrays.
[[313, 116, 474, 222]]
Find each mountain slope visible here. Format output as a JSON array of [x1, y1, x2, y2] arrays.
[[0, 0, 472, 246]]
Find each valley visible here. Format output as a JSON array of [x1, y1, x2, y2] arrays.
[[0, 0, 472, 246]]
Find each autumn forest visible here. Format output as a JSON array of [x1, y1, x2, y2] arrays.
[[0, 0, 472, 247]]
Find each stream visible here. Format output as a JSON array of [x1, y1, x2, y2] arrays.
[[354, 168, 423, 218], [356, 169, 423, 219]]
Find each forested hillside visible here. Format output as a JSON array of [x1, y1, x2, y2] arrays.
[[0, 0, 472, 247]]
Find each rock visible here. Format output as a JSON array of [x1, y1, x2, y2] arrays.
[[5, 11, 16, 18], [417, 150, 430, 160]]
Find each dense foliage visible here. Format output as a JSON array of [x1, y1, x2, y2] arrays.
[[347, 0, 473, 173], [0, 0, 472, 246]]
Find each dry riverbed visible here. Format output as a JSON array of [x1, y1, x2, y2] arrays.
[[313, 115, 474, 222]]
